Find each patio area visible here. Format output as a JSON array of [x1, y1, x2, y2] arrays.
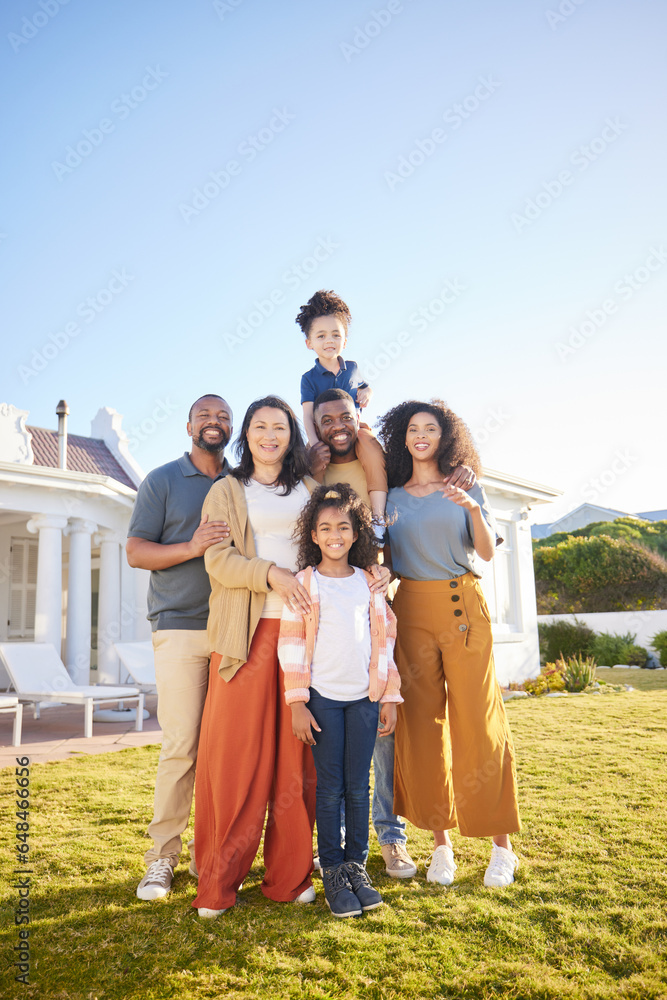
[[0, 693, 160, 766]]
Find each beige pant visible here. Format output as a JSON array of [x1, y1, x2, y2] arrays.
[[144, 629, 210, 866]]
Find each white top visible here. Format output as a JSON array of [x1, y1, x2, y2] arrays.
[[311, 567, 372, 701], [245, 479, 310, 618]]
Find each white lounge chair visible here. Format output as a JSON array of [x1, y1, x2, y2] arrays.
[[0, 643, 144, 740], [113, 641, 157, 693], [0, 696, 23, 746]]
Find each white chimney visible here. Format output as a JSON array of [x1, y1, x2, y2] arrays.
[[56, 399, 69, 470]]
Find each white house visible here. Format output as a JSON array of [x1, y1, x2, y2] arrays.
[[0, 399, 560, 691], [0, 401, 150, 688], [478, 469, 561, 686]]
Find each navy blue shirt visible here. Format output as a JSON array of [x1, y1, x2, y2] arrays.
[[128, 453, 231, 631], [300, 357, 369, 408]]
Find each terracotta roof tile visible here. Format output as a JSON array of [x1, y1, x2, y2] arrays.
[[26, 427, 137, 490]]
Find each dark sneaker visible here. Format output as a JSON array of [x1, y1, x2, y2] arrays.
[[344, 862, 383, 910], [322, 865, 362, 918], [136, 858, 174, 900]]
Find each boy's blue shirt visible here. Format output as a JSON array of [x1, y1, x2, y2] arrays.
[[300, 356, 369, 407]]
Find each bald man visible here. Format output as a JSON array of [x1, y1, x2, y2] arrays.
[[127, 394, 232, 900]]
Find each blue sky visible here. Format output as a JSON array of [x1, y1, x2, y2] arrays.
[[2, 0, 665, 523]]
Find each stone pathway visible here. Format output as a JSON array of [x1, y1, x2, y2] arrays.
[[0, 695, 161, 767]]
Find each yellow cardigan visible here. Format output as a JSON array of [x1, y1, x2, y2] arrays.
[[203, 474, 318, 682]]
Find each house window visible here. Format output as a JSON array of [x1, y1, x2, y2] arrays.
[[480, 520, 519, 629], [8, 538, 38, 639]]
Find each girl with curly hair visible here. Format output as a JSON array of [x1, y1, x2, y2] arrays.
[[278, 483, 403, 918], [377, 400, 521, 890]]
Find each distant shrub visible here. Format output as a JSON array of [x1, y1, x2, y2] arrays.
[[538, 618, 596, 665], [524, 660, 566, 696], [649, 630, 667, 666], [563, 655, 597, 692], [534, 535, 667, 613], [533, 518, 667, 559], [591, 631, 648, 666]]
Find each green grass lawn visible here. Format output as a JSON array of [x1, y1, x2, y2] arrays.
[[2, 670, 666, 1000]]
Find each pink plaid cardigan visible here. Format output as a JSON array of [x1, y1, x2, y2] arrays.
[[278, 566, 403, 706]]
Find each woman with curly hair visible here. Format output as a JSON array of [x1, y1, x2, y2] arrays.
[[278, 484, 402, 917], [378, 399, 521, 889]]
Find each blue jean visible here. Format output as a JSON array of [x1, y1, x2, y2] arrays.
[[308, 689, 379, 869], [372, 731, 407, 846]]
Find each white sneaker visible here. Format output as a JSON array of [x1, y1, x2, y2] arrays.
[[197, 907, 229, 918], [426, 845, 457, 885], [484, 845, 519, 887], [136, 858, 174, 900], [294, 886, 316, 903]]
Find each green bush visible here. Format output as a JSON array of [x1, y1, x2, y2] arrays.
[[534, 517, 667, 559], [534, 534, 667, 613], [538, 618, 596, 665], [563, 655, 597, 692], [591, 631, 648, 666], [649, 630, 667, 666]]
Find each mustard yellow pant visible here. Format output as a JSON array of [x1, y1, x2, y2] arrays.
[[393, 574, 520, 838]]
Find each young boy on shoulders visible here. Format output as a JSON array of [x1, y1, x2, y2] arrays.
[[297, 289, 388, 523]]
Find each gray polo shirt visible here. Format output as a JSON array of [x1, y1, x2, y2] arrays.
[[386, 483, 498, 581], [128, 453, 231, 631]]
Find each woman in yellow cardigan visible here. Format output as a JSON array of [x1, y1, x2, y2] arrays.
[[192, 396, 318, 917]]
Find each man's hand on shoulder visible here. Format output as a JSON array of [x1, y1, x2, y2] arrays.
[[188, 514, 230, 558], [443, 465, 476, 492], [307, 441, 331, 479]]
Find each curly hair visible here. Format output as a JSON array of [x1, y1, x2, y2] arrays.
[[377, 399, 481, 488], [295, 289, 352, 339], [293, 483, 378, 571], [231, 395, 309, 495]]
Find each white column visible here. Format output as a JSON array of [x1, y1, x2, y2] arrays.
[[65, 518, 97, 685], [95, 528, 122, 685], [26, 515, 68, 654]]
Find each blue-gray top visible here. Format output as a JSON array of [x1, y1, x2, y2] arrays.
[[386, 482, 497, 581], [128, 452, 230, 630]]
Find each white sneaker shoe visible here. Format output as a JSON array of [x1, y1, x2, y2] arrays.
[[197, 907, 229, 918], [294, 885, 316, 903], [484, 845, 519, 887], [426, 845, 457, 885], [136, 858, 174, 900]]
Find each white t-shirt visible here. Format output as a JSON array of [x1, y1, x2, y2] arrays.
[[244, 479, 310, 618], [311, 567, 372, 701]]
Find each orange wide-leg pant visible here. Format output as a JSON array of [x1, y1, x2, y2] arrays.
[[192, 619, 316, 911], [393, 574, 521, 838]]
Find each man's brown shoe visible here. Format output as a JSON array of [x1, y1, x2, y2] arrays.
[[381, 843, 418, 879]]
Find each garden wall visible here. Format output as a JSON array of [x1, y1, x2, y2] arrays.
[[537, 610, 667, 653]]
